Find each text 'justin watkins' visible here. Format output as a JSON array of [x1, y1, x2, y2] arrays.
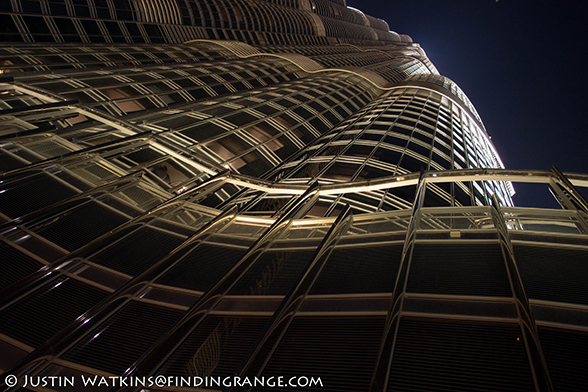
[[20, 375, 168, 388], [19, 374, 325, 389]]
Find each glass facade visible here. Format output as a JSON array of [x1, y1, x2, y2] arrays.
[[1, 1, 588, 392]]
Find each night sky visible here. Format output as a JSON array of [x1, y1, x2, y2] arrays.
[[346, 0, 588, 207]]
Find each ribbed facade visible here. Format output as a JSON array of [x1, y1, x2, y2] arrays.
[[1, 1, 588, 392]]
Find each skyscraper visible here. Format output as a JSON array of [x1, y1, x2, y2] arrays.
[[0, 1, 587, 391]]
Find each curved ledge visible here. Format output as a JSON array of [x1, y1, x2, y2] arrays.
[[185, 39, 262, 57], [217, 168, 588, 197], [334, 66, 390, 87], [262, 52, 324, 72], [334, 42, 438, 77]]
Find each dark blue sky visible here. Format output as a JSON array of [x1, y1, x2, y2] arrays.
[[347, 0, 588, 206]]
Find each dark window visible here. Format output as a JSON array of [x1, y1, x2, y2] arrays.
[[81, 19, 103, 36], [143, 24, 162, 41], [54, 18, 80, 41], [74, 5, 91, 17], [124, 22, 141, 38], [346, 144, 374, 157], [0, 15, 24, 42], [49, 2, 68, 16], [311, 246, 402, 294], [61, 302, 182, 374], [22, 16, 52, 35], [104, 21, 124, 40], [21, 0, 42, 13], [181, 122, 228, 142]]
